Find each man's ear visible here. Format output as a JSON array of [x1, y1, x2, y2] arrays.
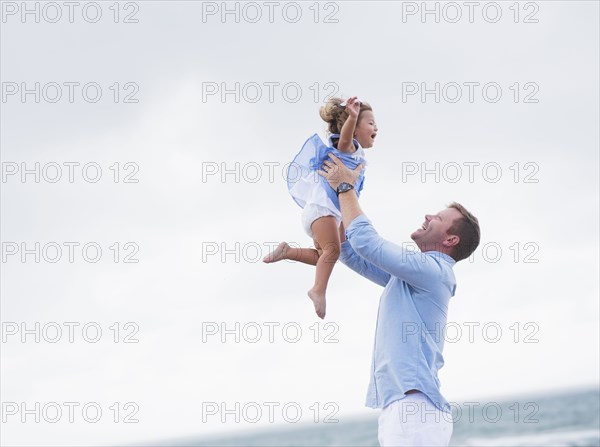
[[444, 235, 460, 248]]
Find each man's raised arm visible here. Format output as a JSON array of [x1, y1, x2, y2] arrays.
[[319, 154, 438, 289], [338, 223, 391, 287]]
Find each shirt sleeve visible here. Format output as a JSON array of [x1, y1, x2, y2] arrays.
[[339, 240, 391, 287], [345, 215, 441, 290]]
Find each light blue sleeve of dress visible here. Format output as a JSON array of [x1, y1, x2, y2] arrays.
[[286, 134, 330, 208]]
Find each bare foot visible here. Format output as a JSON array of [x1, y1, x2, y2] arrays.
[[263, 242, 289, 263], [308, 288, 326, 319]]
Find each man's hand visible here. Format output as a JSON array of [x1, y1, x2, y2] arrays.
[[317, 153, 364, 191], [318, 153, 365, 229]]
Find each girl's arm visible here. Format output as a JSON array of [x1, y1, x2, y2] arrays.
[[337, 97, 360, 153]]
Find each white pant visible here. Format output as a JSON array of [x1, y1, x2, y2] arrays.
[[378, 392, 453, 446], [301, 203, 340, 239]]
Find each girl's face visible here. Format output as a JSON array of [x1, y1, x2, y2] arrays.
[[354, 110, 378, 148]]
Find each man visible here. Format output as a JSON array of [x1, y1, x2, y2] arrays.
[[318, 154, 481, 447]]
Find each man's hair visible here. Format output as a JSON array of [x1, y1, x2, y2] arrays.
[[447, 202, 480, 261]]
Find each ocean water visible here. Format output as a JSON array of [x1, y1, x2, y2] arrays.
[[144, 387, 600, 446]]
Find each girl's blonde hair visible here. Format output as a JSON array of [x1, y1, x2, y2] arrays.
[[319, 97, 373, 135]]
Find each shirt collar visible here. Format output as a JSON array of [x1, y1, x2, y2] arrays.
[[424, 251, 456, 266]]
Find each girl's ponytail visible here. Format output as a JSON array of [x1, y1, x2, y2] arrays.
[[319, 97, 348, 135]]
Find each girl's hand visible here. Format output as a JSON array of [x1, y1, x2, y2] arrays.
[[345, 96, 360, 119]]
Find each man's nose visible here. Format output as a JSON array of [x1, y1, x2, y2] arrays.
[[425, 214, 432, 221]]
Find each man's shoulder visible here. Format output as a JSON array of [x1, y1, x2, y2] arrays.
[[413, 251, 456, 280]]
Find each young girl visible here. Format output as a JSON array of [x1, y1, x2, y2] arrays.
[[263, 96, 378, 319]]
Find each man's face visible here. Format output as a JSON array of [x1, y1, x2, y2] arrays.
[[411, 207, 463, 252]]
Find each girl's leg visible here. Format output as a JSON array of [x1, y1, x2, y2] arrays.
[[307, 216, 340, 319], [262, 241, 320, 265]]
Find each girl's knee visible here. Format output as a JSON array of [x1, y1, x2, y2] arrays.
[[322, 242, 341, 258]]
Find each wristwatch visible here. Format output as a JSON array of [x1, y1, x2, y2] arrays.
[[336, 182, 355, 196]]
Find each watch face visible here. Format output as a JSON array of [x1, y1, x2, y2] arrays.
[[338, 182, 353, 193]]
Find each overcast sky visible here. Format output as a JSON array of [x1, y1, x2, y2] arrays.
[[1, 1, 599, 445]]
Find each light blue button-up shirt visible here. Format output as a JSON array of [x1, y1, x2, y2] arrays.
[[339, 214, 457, 414]]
